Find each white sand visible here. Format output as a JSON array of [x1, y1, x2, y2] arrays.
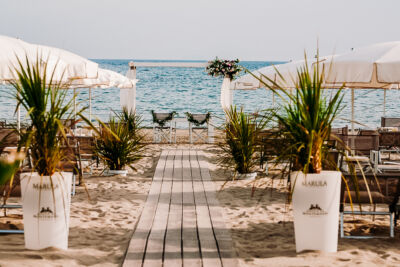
[[0, 145, 162, 267], [203, 148, 400, 267], [1, 144, 400, 267]]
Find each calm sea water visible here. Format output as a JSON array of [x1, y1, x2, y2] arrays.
[[0, 59, 399, 128]]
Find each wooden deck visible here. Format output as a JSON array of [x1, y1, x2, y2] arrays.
[[123, 149, 238, 267]]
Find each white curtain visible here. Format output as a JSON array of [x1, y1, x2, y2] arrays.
[[120, 67, 136, 112]]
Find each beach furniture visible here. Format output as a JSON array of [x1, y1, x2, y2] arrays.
[[340, 173, 400, 238], [337, 129, 379, 172], [381, 117, 400, 128], [152, 111, 176, 143], [187, 113, 213, 144]]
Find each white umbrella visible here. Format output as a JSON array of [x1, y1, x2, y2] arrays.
[[0, 35, 99, 129], [322, 42, 400, 131], [231, 59, 307, 90]]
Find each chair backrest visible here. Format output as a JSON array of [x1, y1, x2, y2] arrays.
[[154, 113, 174, 121], [0, 120, 6, 128], [379, 131, 400, 148], [0, 128, 19, 152], [61, 119, 76, 129], [381, 117, 400, 127], [191, 114, 208, 122], [347, 130, 379, 155], [329, 126, 348, 149]]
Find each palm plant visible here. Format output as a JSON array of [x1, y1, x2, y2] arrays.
[[254, 56, 343, 174], [0, 152, 24, 185], [220, 106, 271, 175], [10, 55, 81, 176], [95, 112, 145, 171]]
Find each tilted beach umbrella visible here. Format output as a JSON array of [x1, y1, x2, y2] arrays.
[[0, 35, 98, 83]]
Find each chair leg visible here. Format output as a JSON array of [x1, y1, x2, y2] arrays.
[[390, 212, 395, 238], [340, 212, 345, 238]]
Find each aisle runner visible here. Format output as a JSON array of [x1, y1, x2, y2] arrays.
[[123, 149, 238, 267]]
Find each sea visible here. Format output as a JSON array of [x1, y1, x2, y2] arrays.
[[0, 59, 399, 129]]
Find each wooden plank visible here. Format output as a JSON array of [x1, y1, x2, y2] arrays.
[[190, 150, 222, 267], [182, 149, 202, 267], [143, 150, 175, 267], [196, 150, 239, 267], [123, 150, 169, 267], [164, 150, 183, 267]]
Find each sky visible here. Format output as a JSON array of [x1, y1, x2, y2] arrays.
[[0, 0, 399, 61]]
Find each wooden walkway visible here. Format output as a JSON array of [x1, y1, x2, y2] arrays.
[[123, 149, 238, 267]]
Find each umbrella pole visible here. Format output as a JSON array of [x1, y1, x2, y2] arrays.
[[351, 88, 355, 134], [16, 89, 20, 131], [89, 87, 92, 123], [73, 88, 76, 120], [272, 92, 275, 107], [383, 89, 387, 117]]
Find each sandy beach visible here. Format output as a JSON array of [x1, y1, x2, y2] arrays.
[[0, 144, 400, 266]]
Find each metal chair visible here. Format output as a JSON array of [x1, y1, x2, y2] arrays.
[[188, 113, 213, 144], [152, 112, 176, 143]]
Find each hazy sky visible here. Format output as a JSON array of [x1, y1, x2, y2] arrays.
[[1, 0, 399, 61]]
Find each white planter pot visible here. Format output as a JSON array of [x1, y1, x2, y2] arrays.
[[20, 172, 72, 250], [236, 172, 257, 180], [291, 171, 341, 253], [107, 169, 128, 177]]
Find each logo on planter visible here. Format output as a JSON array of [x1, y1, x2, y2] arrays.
[[34, 207, 57, 219], [303, 204, 328, 216], [32, 183, 59, 190], [302, 180, 327, 187]]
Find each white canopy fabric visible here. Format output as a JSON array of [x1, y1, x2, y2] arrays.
[[71, 68, 137, 89], [220, 77, 233, 110], [0, 35, 98, 83], [322, 42, 400, 88], [231, 59, 307, 90], [120, 62, 137, 112]]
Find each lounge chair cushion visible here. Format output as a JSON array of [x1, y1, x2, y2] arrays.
[[343, 190, 392, 204]]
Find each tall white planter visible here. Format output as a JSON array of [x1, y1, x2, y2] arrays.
[[20, 172, 72, 250], [291, 171, 341, 253]]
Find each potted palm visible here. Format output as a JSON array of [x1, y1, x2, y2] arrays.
[[255, 57, 344, 252], [11, 56, 83, 250], [95, 109, 145, 176], [220, 106, 269, 180]]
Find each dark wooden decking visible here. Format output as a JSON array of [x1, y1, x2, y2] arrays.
[[123, 149, 238, 267]]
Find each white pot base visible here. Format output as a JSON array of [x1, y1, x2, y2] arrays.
[[235, 172, 257, 180], [20, 172, 72, 250], [291, 171, 341, 253], [107, 169, 128, 177]]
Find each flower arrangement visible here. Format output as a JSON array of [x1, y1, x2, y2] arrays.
[[206, 58, 242, 79]]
